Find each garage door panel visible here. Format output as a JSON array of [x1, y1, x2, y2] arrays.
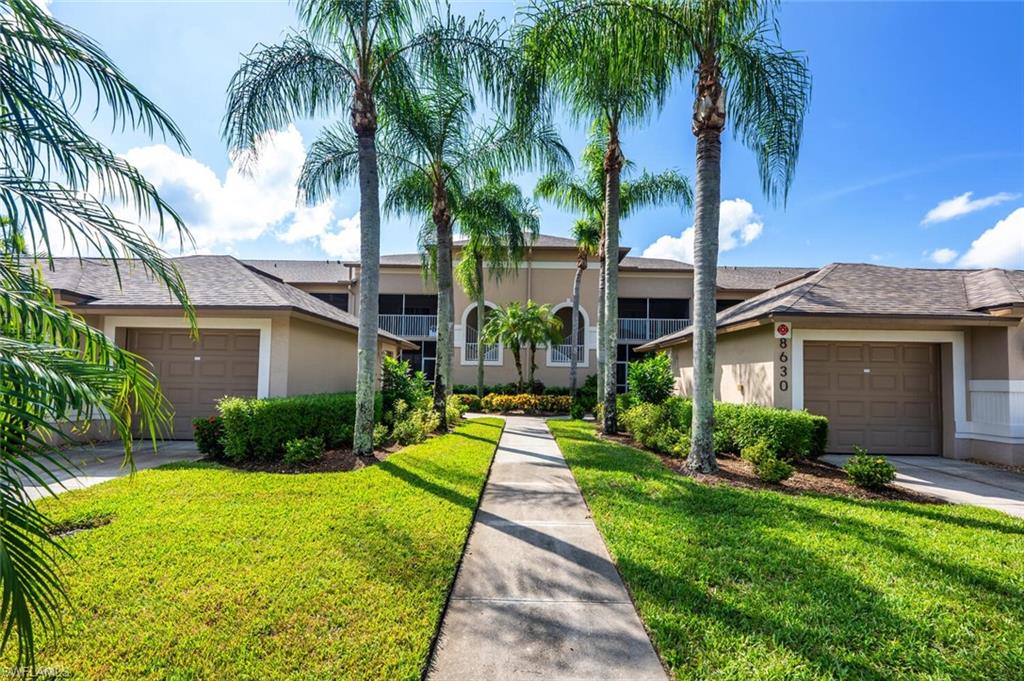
[[127, 328, 259, 439], [804, 341, 941, 455]]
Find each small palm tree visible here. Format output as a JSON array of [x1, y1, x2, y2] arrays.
[[224, 0, 506, 453], [482, 302, 528, 390], [0, 0, 191, 665], [456, 169, 540, 397], [520, 300, 563, 390], [567, 220, 600, 396]]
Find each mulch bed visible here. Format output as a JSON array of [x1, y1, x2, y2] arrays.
[[211, 445, 400, 474], [600, 433, 944, 504]]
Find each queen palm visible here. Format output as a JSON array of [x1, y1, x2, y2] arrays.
[[317, 65, 567, 429], [0, 0, 191, 664], [649, 0, 811, 472], [455, 169, 540, 397], [223, 0, 506, 453], [565, 220, 599, 396], [518, 1, 677, 434], [534, 127, 691, 398]]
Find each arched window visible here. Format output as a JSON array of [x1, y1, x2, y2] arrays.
[[547, 304, 588, 367], [462, 302, 502, 366]]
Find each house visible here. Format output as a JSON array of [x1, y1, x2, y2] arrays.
[[638, 264, 1024, 465], [45, 256, 414, 437], [248, 234, 810, 392]]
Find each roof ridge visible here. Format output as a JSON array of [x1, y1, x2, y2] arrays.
[[777, 263, 838, 315], [226, 257, 291, 306]]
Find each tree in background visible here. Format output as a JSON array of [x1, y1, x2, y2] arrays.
[[224, 0, 504, 453], [520, 300, 564, 389], [566, 220, 599, 396], [456, 169, 540, 397], [481, 301, 529, 390], [0, 0, 191, 665]]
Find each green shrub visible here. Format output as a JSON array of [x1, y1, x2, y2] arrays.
[[373, 423, 391, 449], [218, 392, 379, 461], [620, 397, 692, 455], [570, 400, 586, 420], [283, 436, 324, 466], [844, 447, 897, 489], [192, 416, 224, 457], [741, 439, 794, 482], [543, 386, 572, 396], [446, 394, 467, 425], [389, 400, 440, 446], [713, 403, 828, 461], [480, 393, 572, 414], [381, 356, 429, 421], [574, 374, 598, 413], [627, 352, 675, 405], [451, 394, 481, 412]]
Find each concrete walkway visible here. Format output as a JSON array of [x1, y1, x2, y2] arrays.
[[21, 441, 200, 501], [822, 455, 1024, 519], [428, 416, 666, 681]]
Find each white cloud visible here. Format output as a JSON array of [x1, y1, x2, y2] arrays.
[[921, 191, 1020, 225], [318, 212, 362, 260], [121, 125, 335, 253], [641, 198, 764, 263], [957, 208, 1024, 269], [926, 248, 959, 265]]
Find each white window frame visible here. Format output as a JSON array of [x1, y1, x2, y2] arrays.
[[546, 301, 591, 368], [102, 316, 273, 398], [458, 302, 503, 367]]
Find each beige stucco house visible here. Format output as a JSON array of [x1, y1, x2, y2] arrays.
[[638, 264, 1024, 465], [46, 256, 413, 437]]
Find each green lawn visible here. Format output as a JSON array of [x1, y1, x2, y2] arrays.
[[27, 417, 504, 681], [548, 420, 1024, 680]]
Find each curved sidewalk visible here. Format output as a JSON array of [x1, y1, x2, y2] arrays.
[[428, 415, 666, 681]]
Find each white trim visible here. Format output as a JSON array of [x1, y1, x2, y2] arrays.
[[791, 328, 967, 427], [970, 379, 1024, 392], [546, 301, 590, 368], [459, 302, 503, 366], [103, 316, 273, 398]]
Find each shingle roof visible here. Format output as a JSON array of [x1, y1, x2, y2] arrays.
[[620, 256, 692, 271], [244, 259, 352, 283], [716, 266, 817, 291], [639, 263, 1024, 350], [963, 269, 1024, 310], [42, 256, 411, 346]]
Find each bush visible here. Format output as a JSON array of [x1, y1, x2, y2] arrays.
[[713, 403, 828, 461], [741, 439, 794, 483], [574, 374, 598, 413], [543, 386, 572, 396], [479, 393, 572, 414], [451, 393, 481, 412], [389, 399, 440, 446], [570, 400, 586, 420], [452, 381, 546, 396], [381, 356, 429, 421], [620, 397, 692, 455], [218, 392, 380, 462], [373, 423, 391, 449], [627, 352, 675, 405], [283, 436, 324, 466], [844, 447, 897, 489], [192, 416, 224, 457], [446, 394, 467, 425]]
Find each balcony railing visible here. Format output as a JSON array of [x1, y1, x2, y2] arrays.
[[617, 318, 690, 343], [550, 343, 586, 365], [379, 313, 437, 338], [465, 342, 500, 362]]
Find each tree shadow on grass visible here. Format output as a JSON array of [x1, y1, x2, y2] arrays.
[[375, 459, 478, 511]]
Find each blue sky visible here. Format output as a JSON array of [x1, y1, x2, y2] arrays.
[[55, 0, 1023, 269]]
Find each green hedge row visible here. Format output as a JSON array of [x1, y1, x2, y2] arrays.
[[217, 392, 381, 461]]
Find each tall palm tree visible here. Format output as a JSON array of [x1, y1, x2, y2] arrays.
[[534, 127, 692, 398], [481, 301, 527, 391], [651, 0, 811, 472], [518, 2, 678, 434], [0, 0, 191, 665], [456, 169, 540, 397], [520, 300, 563, 389], [223, 0, 505, 453], [566, 220, 599, 396]]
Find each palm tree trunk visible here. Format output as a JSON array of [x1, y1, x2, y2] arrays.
[[475, 256, 486, 398], [512, 345, 524, 391], [569, 261, 584, 396], [527, 341, 537, 389], [687, 61, 725, 473], [596, 234, 606, 401], [353, 128, 380, 456], [434, 202, 454, 432], [601, 128, 623, 435]]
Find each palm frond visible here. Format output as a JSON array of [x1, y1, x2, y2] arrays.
[[621, 169, 693, 218]]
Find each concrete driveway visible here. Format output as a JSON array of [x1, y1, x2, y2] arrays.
[[821, 455, 1024, 519], [21, 441, 200, 501]]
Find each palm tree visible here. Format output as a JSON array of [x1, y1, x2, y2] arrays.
[[534, 126, 691, 398], [481, 302, 528, 390], [455, 169, 540, 397], [223, 0, 506, 453], [0, 0, 191, 665], [650, 0, 811, 472], [566, 220, 600, 396], [520, 300, 563, 389], [518, 2, 678, 434]]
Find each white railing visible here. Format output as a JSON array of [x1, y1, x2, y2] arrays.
[[550, 343, 586, 365], [465, 342, 499, 362], [378, 314, 437, 338], [617, 318, 690, 342]]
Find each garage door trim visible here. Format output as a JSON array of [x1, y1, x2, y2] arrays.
[[103, 316, 271, 397]]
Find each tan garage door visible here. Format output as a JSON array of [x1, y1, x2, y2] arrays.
[[126, 328, 259, 438], [804, 341, 941, 455]]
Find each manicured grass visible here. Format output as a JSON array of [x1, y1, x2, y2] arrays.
[[549, 420, 1024, 680], [26, 417, 504, 680]]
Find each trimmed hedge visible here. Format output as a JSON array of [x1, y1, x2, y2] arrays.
[[480, 393, 572, 414], [217, 392, 382, 461], [451, 394, 482, 412], [192, 416, 224, 458], [620, 397, 693, 454]]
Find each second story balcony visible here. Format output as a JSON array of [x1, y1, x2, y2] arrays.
[[379, 313, 437, 339], [617, 317, 690, 343]]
